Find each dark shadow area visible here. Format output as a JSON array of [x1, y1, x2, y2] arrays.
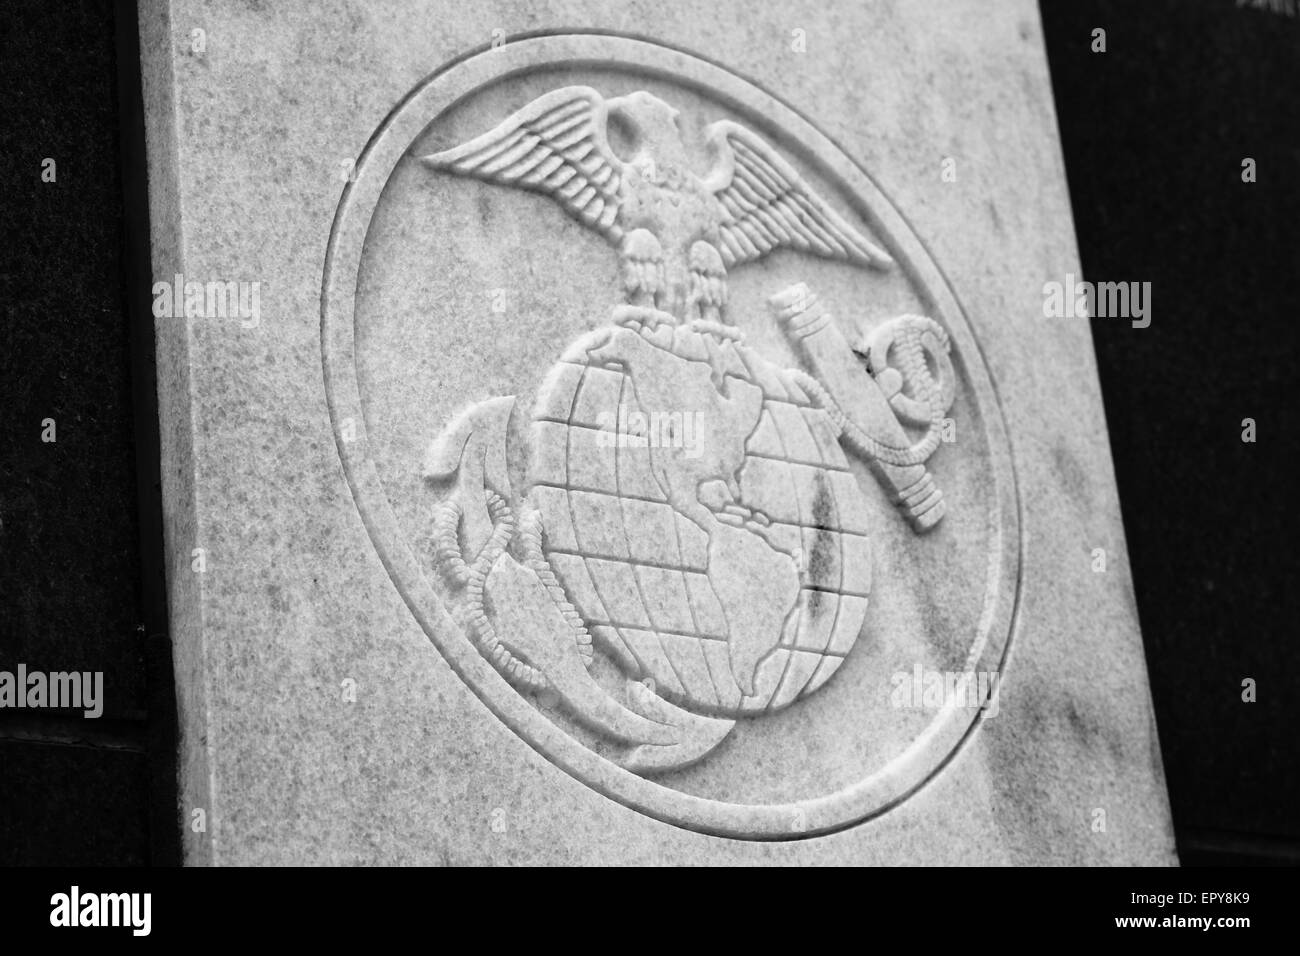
[[0, 0, 179, 866], [1040, 0, 1300, 865]]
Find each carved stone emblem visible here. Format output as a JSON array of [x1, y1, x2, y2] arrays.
[[322, 36, 1020, 837], [420, 84, 956, 773]]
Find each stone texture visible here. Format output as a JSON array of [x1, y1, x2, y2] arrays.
[[139, 0, 1176, 863]]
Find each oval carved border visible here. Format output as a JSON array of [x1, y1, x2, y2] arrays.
[[321, 34, 1023, 839]]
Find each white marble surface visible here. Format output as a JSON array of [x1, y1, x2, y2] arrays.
[[139, 0, 1176, 864]]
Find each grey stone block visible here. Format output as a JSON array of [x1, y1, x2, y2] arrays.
[[138, 0, 1176, 864]]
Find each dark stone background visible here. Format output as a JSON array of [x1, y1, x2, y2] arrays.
[[0, 0, 176, 865], [0, 0, 1294, 865], [1040, 0, 1299, 865]]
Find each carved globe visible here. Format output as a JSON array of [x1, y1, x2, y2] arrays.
[[528, 318, 873, 717]]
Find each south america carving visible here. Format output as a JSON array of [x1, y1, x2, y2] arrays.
[[419, 87, 956, 774]]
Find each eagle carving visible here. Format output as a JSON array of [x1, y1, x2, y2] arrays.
[[421, 87, 893, 321]]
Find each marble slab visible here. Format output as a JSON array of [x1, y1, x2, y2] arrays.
[[138, 0, 1176, 864]]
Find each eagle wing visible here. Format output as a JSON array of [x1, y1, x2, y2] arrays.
[[703, 120, 892, 270], [419, 86, 626, 241]]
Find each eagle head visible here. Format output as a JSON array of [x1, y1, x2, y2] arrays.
[[606, 91, 687, 171]]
